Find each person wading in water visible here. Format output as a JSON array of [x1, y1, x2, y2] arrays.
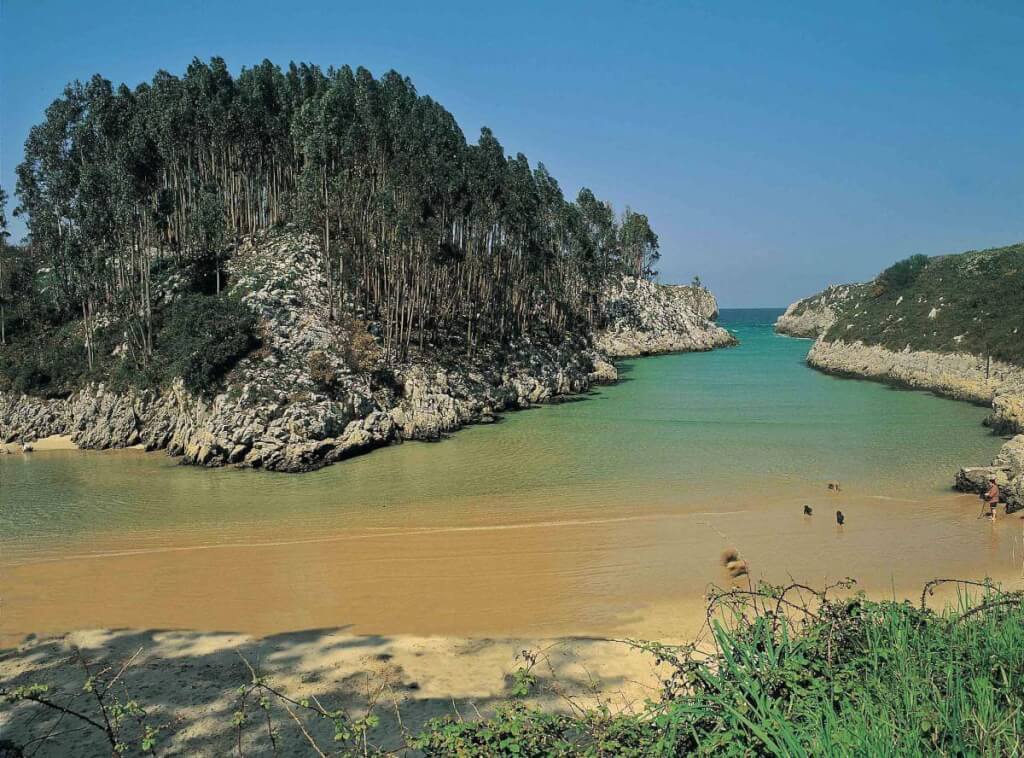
[[985, 478, 1002, 519]]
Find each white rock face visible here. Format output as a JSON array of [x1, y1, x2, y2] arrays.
[[807, 339, 1024, 412], [594, 277, 736, 358], [774, 284, 861, 338]]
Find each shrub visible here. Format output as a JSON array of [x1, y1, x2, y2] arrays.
[[154, 293, 258, 394], [0, 317, 119, 398], [826, 244, 1024, 363], [873, 253, 930, 295], [306, 349, 338, 389], [342, 317, 382, 372]]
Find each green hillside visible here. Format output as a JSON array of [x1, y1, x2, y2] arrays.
[[823, 243, 1024, 364]]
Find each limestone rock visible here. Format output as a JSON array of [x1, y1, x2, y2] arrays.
[[594, 276, 736, 358], [993, 435, 1024, 480], [806, 340, 1024, 411], [955, 466, 1010, 493], [774, 284, 860, 338]]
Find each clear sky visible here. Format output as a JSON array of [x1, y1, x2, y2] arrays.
[[1, 0, 1021, 307]]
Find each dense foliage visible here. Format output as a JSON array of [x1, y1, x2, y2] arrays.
[[152, 293, 259, 394], [2, 57, 662, 397], [873, 253, 930, 294], [824, 244, 1024, 363]]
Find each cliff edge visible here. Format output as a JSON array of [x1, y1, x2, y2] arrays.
[[774, 284, 862, 338]]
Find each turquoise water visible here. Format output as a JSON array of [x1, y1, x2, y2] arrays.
[[3, 309, 1018, 640], [0, 309, 1004, 556]]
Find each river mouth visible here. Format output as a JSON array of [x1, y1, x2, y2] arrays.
[[2, 309, 1021, 645]]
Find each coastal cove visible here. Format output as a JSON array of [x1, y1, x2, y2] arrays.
[[2, 309, 1021, 645]]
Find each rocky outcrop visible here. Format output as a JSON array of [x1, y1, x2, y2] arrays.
[[595, 277, 736, 358], [0, 232, 732, 472], [806, 337, 1024, 511], [774, 284, 861, 338], [955, 435, 1024, 513]]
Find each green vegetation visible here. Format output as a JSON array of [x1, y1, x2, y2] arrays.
[[4, 580, 1022, 755], [1, 57, 662, 398], [413, 580, 1024, 756], [151, 293, 258, 394], [824, 243, 1024, 363]]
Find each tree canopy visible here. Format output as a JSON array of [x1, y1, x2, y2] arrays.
[[7, 57, 662, 389]]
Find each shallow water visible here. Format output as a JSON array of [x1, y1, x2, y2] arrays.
[[2, 309, 1022, 643]]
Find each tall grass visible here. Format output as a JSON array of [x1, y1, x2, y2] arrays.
[[417, 580, 1024, 756]]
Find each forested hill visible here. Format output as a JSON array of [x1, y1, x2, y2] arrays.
[[0, 57, 664, 398]]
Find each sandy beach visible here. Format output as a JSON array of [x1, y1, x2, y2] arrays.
[[0, 626, 675, 756], [1, 435, 79, 454]]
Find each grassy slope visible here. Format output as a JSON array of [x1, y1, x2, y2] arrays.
[[822, 243, 1024, 364]]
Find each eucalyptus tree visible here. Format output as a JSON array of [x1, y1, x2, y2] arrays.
[[0, 187, 9, 343], [12, 57, 665, 379], [620, 208, 660, 280]]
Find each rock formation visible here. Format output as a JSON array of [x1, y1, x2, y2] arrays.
[[774, 284, 861, 338], [0, 231, 733, 472], [594, 276, 736, 358]]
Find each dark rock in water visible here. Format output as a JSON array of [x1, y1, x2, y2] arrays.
[[955, 466, 1009, 494]]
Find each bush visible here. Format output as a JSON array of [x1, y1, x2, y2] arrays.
[[873, 253, 930, 295], [0, 317, 119, 399], [154, 293, 259, 394], [412, 580, 1024, 756], [826, 244, 1024, 363], [306, 349, 338, 389], [342, 317, 382, 372]]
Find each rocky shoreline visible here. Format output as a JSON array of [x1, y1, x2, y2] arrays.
[[777, 289, 1024, 512], [0, 231, 733, 473]]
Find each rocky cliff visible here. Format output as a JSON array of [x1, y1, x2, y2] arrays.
[[0, 231, 729, 472], [779, 245, 1024, 511], [774, 284, 862, 338], [805, 338, 1024, 511], [594, 276, 736, 358]]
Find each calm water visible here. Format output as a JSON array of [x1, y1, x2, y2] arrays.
[[2, 309, 1020, 641]]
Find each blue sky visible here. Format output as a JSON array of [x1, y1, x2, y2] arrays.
[[1, 0, 1021, 306]]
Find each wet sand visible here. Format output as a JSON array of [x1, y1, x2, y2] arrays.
[[2, 506, 1021, 756], [3, 485, 1023, 646]]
